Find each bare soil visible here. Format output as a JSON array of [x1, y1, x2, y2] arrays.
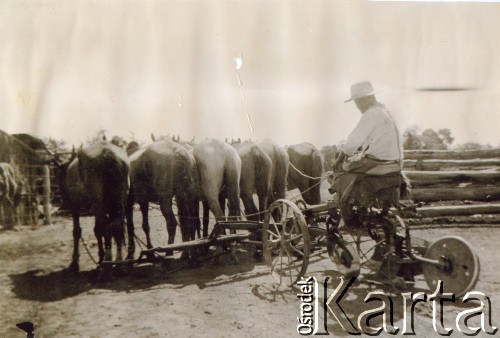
[[1, 202, 499, 337]]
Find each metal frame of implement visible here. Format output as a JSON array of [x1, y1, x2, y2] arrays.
[[100, 198, 480, 297]]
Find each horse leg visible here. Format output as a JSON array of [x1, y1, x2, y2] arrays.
[[241, 191, 262, 260], [94, 210, 108, 262], [297, 179, 308, 205], [205, 195, 223, 233], [218, 189, 230, 235], [159, 197, 177, 256], [227, 192, 240, 220], [70, 208, 81, 272], [240, 191, 258, 222], [257, 190, 269, 222], [269, 191, 282, 222], [218, 188, 226, 220], [110, 207, 125, 262], [176, 198, 193, 259], [139, 201, 153, 249], [193, 201, 201, 239], [125, 193, 136, 259], [202, 201, 210, 238]]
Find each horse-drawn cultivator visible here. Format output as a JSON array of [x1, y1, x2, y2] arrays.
[[106, 193, 479, 298]]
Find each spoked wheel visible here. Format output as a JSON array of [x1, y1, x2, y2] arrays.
[[263, 199, 310, 287], [422, 236, 480, 298]]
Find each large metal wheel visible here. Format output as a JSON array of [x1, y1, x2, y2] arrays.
[[263, 199, 310, 287], [422, 236, 480, 298]]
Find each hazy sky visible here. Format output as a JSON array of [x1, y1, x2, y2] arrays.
[[1, 0, 500, 148]]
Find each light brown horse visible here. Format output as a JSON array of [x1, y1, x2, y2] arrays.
[[231, 140, 272, 221], [193, 138, 241, 237], [256, 139, 289, 211]]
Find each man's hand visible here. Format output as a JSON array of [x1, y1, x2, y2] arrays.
[[333, 152, 346, 171]]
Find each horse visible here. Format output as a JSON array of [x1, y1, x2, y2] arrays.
[[193, 138, 241, 237], [256, 139, 289, 211], [57, 141, 130, 271], [286, 142, 324, 205], [1, 131, 48, 226], [0, 162, 24, 229], [231, 140, 272, 221], [126, 139, 199, 258]]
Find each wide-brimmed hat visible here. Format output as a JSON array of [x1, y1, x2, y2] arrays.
[[345, 81, 378, 103]]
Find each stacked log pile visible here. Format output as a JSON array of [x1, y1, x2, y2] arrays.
[[403, 149, 500, 216]]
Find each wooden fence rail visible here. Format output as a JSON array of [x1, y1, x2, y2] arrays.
[[403, 159, 500, 171], [400, 148, 500, 211], [405, 170, 500, 187], [404, 148, 500, 160], [417, 204, 500, 218]]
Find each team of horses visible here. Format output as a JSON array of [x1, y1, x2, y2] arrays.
[[3, 132, 325, 271]]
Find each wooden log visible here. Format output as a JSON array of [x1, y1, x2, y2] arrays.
[[403, 159, 500, 171], [411, 186, 500, 202], [404, 149, 500, 160], [416, 204, 500, 217], [405, 170, 500, 187]]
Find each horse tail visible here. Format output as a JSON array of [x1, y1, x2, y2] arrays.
[[400, 171, 412, 200], [309, 148, 324, 204], [252, 145, 272, 209], [100, 148, 129, 214], [174, 148, 198, 240], [224, 148, 242, 218], [273, 148, 289, 201]]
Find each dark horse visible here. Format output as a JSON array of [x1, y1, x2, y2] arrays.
[[58, 141, 130, 271], [231, 140, 272, 221], [287, 142, 324, 205], [126, 139, 199, 258], [193, 138, 241, 237]]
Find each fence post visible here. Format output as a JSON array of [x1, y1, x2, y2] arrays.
[[43, 165, 52, 225]]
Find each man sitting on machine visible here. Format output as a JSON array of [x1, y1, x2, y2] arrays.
[[331, 81, 409, 227], [326, 81, 411, 285]]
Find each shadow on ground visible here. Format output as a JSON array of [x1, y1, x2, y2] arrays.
[[9, 249, 260, 302]]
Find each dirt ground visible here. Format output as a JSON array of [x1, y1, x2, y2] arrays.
[[1, 199, 499, 337]]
